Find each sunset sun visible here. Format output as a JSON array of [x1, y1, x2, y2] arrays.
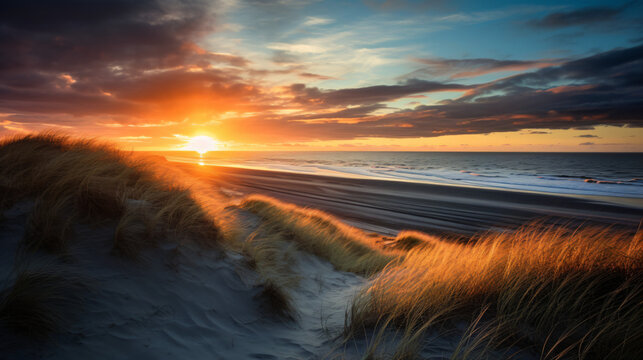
[[184, 136, 219, 155]]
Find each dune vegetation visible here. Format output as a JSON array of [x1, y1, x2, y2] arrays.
[[240, 194, 400, 275], [0, 133, 222, 257], [240, 195, 642, 359], [242, 224, 301, 319], [1, 133, 640, 359], [0, 269, 83, 339], [0, 133, 225, 339], [353, 224, 642, 359]]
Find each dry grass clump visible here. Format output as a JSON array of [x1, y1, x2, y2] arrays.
[[0, 269, 81, 339], [255, 280, 296, 320], [113, 206, 157, 258], [348, 223, 643, 359], [22, 192, 76, 254], [244, 227, 300, 319], [240, 195, 399, 275], [388, 230, 441, 250], [0, 132, 222, 258]]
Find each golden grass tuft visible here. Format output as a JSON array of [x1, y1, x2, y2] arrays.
[[348, 223, 643, 359], [0, 132, 223, 258], [389, 230, 441, 250], [240, 195, 400, 275]]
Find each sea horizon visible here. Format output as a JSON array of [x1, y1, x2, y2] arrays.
[[155, 151, 643, 200]]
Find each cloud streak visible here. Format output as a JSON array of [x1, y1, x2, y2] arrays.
[[528, 4, 629, 28], [407, 57, 561, 79]]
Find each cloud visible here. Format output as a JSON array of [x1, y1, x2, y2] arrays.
[[0, 0, 265, 125], [0, 0, 221, 73], [289, 79, 469, 106], [579, 142, 595, 146], [271, 50, 300, 64], [216, 45, 643, 143], [363, 0, 446, 11], [408, 57, 561, 79], [529, 4, 628, 28], [302, 16, 333, 26], [0, 2, 641, 145], [528, 131, 550, 134], [268, 42, 326, 54], [576, 134, 599, 138], [298, 72, 335, 80]]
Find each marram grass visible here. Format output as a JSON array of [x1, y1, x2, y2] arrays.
[[348, 223, 643, 359], [0, 132, 222, 258], [240, 194, 401, 275]]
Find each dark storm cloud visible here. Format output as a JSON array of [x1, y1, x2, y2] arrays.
[[0, 0, 262, 122], [529, 4, 628, 28], [374, 45, 639, 137], [383, 45, 643, 136], [0, 0, 219, 73], [289, 79, 469, 106]]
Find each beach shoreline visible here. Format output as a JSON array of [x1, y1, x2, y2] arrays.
[[174, 162, 643, 236]]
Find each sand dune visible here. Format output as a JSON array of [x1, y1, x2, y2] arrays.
[[1, 134, 641, 359]]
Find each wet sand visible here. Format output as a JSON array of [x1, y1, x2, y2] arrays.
[[180, 164, 643, 236]]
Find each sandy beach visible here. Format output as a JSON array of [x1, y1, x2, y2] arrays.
[[179, 164, 643, 236]]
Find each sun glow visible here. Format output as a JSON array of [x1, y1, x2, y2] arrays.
[[183, 136, 219, 155]]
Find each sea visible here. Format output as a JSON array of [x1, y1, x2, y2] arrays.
[[161, 151, 643, 199]]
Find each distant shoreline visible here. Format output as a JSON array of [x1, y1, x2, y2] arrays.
[[174, 162, 643, 236], [159, 151, 643, 202]]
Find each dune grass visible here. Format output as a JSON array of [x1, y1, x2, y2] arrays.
[[237, 195, 641, 358], [347, 223, 643, 359], [0, 132, 222, 258], [0, 269, 81, 339], [243, 226, 300, 319], [0, 132, 229, 341], [2, 132, 640, 358], [240, 195, 400, 275], [386, 230, 443, 250]]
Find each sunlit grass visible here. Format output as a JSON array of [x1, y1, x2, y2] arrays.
[[2, 132, 640, 359], [0, 132, 222, 258], [237, 194, 642, 359], [347, 223, 643, 359], [240, 194, 400, 275], [243, 225, 300, 319]]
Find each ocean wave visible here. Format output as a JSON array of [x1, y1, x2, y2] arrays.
[[162, 152, 643, 199]]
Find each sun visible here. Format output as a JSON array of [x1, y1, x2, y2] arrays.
[[184, 136, 219, 155]]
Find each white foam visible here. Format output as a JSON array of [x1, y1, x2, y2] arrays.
[[164, 154, 643, 199]]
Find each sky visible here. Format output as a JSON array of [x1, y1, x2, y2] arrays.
[[0, 0, 642, 151]]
